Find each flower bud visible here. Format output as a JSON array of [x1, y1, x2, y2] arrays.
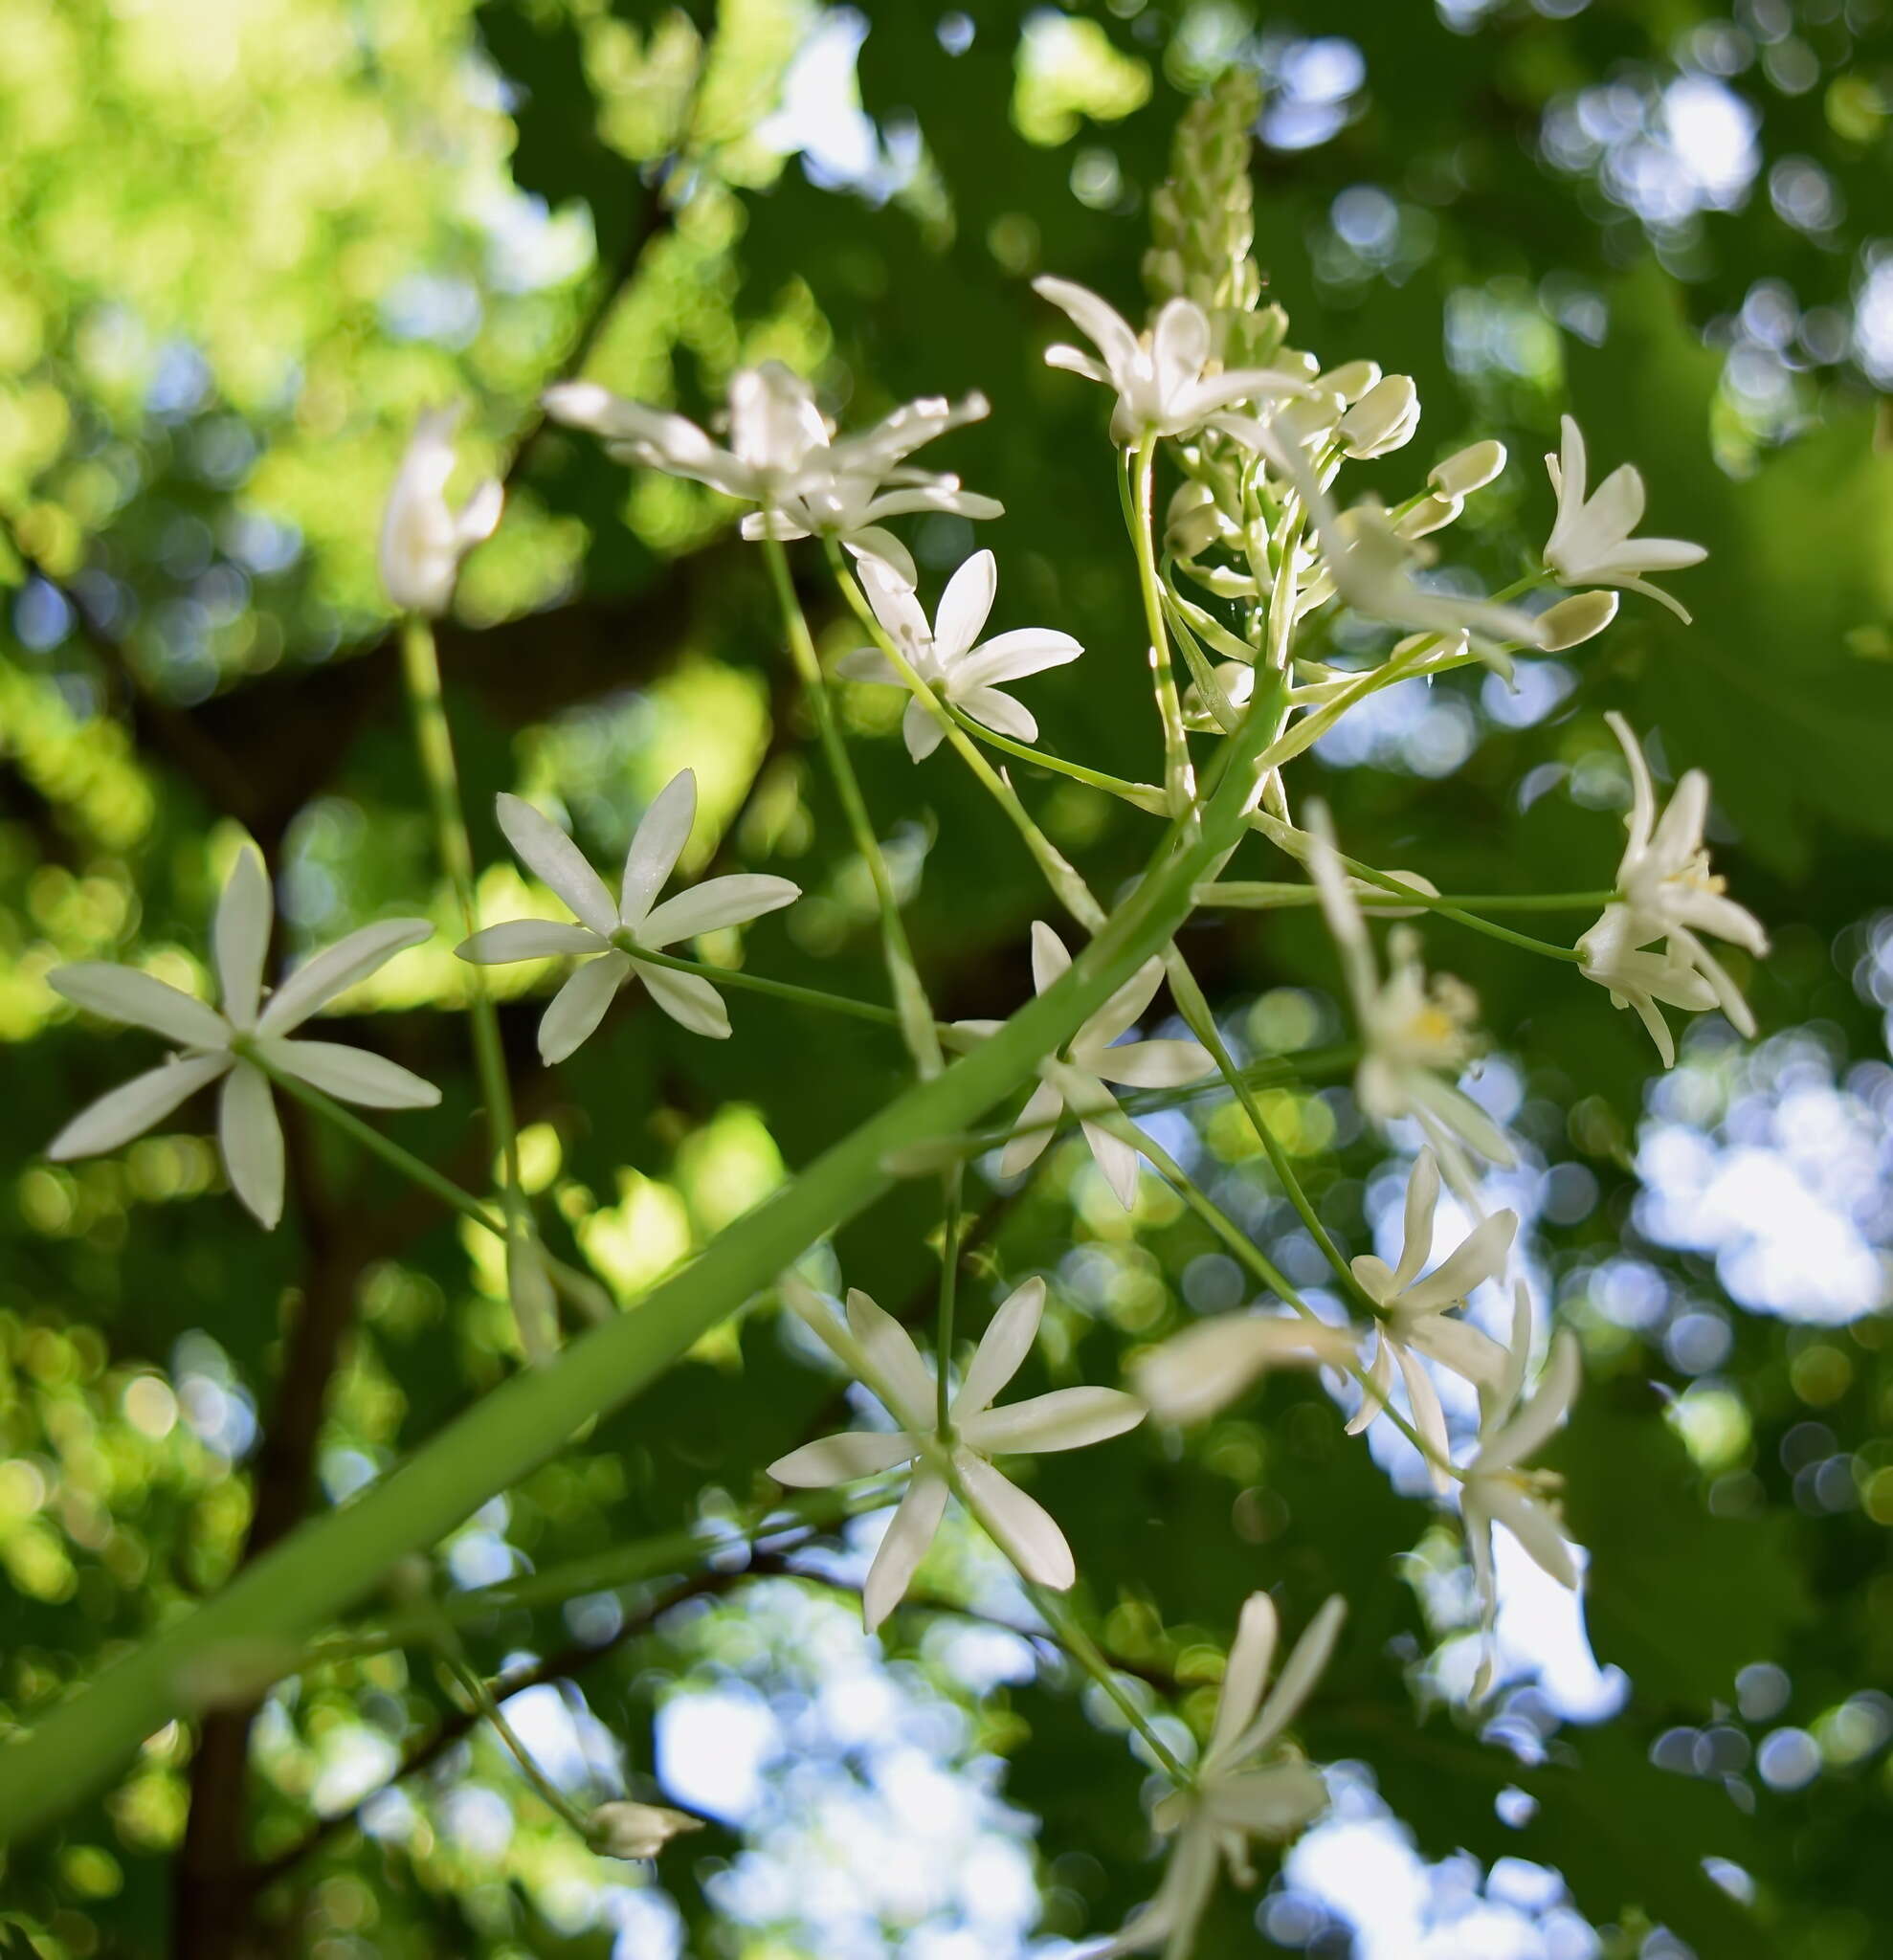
[[1167, 480, 1225, 558], [378, 405, 503, 616], [1337, 374, 1420, 458], [590, 1801, 704, 1861], [1429, 438, 1506, 499], [1319, 358, 1381, 404], [1271, 390, 1345, 450], [1533, 589, 1619, 650], [1394, 494, 1460, 540]]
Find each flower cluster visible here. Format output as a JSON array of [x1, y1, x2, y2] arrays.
[[39, 80, 1769, 1960]]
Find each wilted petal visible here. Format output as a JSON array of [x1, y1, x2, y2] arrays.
[[257, 1037, 439, 1110], [953, 1450, 1075, 1589], [767, 1430, 922, 1487], [47, 1052, 230, 1161], [862, 1470, 948, 1632], [540, 952, 630, 1062], [256, 920, 434, 1034], [52, 964, 230, 1051], [495, 794, 617, 937], [218, 1060, 285, 1230]]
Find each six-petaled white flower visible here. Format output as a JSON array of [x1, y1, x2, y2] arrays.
[[768, 1278, 1144, 1630], [837, 550, 1083, 759], [1460, 1302, 1583, 1672], [48, 848, 437, 1229], [1091, 1593, 1345, 1958], [545, 366, 998, 588], [457, 771, 799, 1060], [1347, 1150, 1517, 1488], [1543, 414, 1706, 621], [378, 405, 503, 616], [1575, 713, 1768, 1062], [1035, 277, 1308, 443], [1306, 810, 1515, 1197], [980, 924, 1214, 1210]]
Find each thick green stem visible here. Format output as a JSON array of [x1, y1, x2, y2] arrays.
[[0, 671, 1290, 1842], [761, 534, 942, 1078]]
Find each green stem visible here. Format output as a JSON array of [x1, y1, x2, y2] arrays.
[[1027, 1582, 1191, 1784], [435, 1642, 596, 1837], [1205, 883, 1610, 914], [618, 941, 912, 1033], [398, 616, 548, 1356], [943, 714, 1169, 814], [1126, 437, 1197, 820], [761, 534, 943, 1078], [0, 666, 1296, 1842], [1335, 857, 1583, 963], [936, 1168, 963, 1435], [260, 1066, 611, 1322]]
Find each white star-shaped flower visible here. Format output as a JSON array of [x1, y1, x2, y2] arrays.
[[378, 405, 503, 616], [985, 924, 1214, 1210], [1034, 277, 1308, 443], [457, 771, 800, 1061], [1306, 811, 1515, 1196], [545, 366, 999, 588], [1091, 1593, 1345, 1958], [768, 1278, 1144, 1630], [1543, 414, 1706, 621], [1575, 713, 1768, 1061], [47, 849, 437, 1228], [1347, 1149, 1517, 1489], [836, 549, 1083, 759]]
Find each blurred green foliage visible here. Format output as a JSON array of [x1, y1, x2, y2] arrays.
[[2, 1, 1891, 1955]]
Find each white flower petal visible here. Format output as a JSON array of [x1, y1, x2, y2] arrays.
[[618, 769, 697, 931], [1478, 1328, 1580, 1472], [841, 526, 919, 591], [51, 965, 229, 1050], [631, 959, 730, 1039], [862, 1470, 948, 1632], [933, 549, 997, 666], [218, 1059, 285, 1230], [1078, 956, 1167, 1051], [999, 1077, 1064, 1179], [640, 874, 800, 947], [1396, 1208, 1517, 1316], [1134, 1316, 1354, 1427], [767, 1431, 921, 1487], [953, 1450, 1075, 1589], [213, 847, 272, 1031], [835, 647, 902, 686], [495, 794, 617, 936], [1080, 1118, 1142, 1210], [903, 694, 946, 761], [256, 1037, 440, 1110], [1393, 1149, 1440, 1290], [457, 920, 604, 964], [1210, 1592, 1279, 1761], [847, 1288, 935, 1430], [539, 952, 630, 1062], [1481, 1481, 1578, 1588], [1086, 1037, 1214, 1090], [961, 1385, 1144, 1457], [256, 920, 434, 1034], [955, 685, 1037, 745], [46, 1052, 230, 1161], [955, 627, 1083, 689], [1029, 921, 1072, 996], [951, 1277, 1044, 1421], [1224, 1593, 1346, 1764]]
